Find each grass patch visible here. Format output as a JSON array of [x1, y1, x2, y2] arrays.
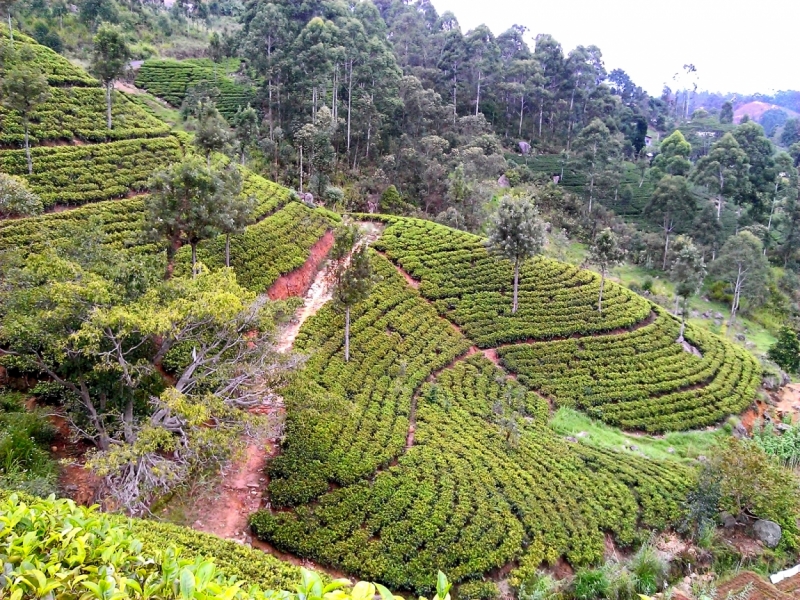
[[549, 407, 723, 463]]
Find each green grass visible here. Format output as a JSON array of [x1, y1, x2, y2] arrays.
[[549, 407, 723, 463]]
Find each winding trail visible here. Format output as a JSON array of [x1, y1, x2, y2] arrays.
[[189, 222, 383, 559]]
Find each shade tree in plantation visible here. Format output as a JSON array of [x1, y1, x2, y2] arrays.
[[571, 118, 621, 212], [215, 170, 253, 268], [146, 157, 241, 276], [691, 132, 749, 221], [0, 60, 49, 174], [486, 195, 546, 314], [710, 231, 769, 323], [588, 227, 625, 313], [0, 172, 42, 217], [644, 175, 697, 270], [670, 237, 706, 341], [333, 245, 375, 362], [0, 238, 296, 512], [90, 23, 131, 130]]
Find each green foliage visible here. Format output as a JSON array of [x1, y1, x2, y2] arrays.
[[711, 437, 800, 548], [498, 307, 760, 432], [571, 568, 609, 600], [457, 581, 500, 600], [90, 21, 130, 91], [0, 172, 42, 217], [253, 252, 690, 590], [374, 217, 652, 346], [0, 87, 170, 145], [173, 201, 337, 292], [753, 422, 800, 468], [134, 58, 254, 119], [767, 326, 800, 373], [0, 391, 57, 496], [0, 26, 97, 86], [0, 135, 183, 207], [627, 543, 667, 595]]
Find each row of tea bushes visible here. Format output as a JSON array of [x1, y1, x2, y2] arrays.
[[173, 202, 339, 292], [252, 355, 690, 593], [0, 88, 170, 146], [266, 253, 473, 508], [0, 136, 184, 207], [0, 25, 98, 86], [134, 59, 254, 119], [498, 308, 760, 432], [373, 217, 652, 346]]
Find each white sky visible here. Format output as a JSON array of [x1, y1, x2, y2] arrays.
[[430, 0, 798, 97]]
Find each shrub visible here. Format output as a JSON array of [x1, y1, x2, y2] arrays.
[[572, 568, 609, 600], [628, 542, 668, 595], [457, 581, 500, 600], [0, 173, 42, 218], [767, 327, 800, 374]]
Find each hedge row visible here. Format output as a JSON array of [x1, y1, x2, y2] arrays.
[[0, 135, 183, 207], [0, 88, 170, 146], [134, 59, 254, 119], [266, 253, 474, 508], [173, 202, 339, 292], [498, 307, 761, 432], [0, 197, 154, 254], [252, 353, 690, 593], [373, 217, 652, 346], [0, 25, 98, 86]]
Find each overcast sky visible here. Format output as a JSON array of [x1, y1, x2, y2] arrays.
[[429, 0, 797, 97]]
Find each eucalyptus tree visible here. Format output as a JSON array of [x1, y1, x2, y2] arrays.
[[486, 195, 546, 314], [691, 132, 749, 220], [1, 63, 49, 174], [671, 237, 706, 341], [90, 23, 130, 130], [571, 118, 621, 212], [711, 231, 769, 323], [588, 228, 625, 313], [645, 175, 697, 270]]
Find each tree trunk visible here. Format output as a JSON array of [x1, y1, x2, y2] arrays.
[[538, 100, 544, 137], [344, 306, 351, 362], [588, 173, 595, 213], [662, 230, 670, 271], [225, 234, 231, 268], [299, 146, 303, 194], [678, 298, 687, 342], [598, 270, 606, 313], [674, 294, 680, 316], [191, 243, 198, 278], [512, 258, 520, 314], [106, 83, 113, 130], [518, 94, 525, 137], [7, 11, 12, 41], [475, 70, 481, 116], [24, 121, 32, 174], [346, 59, 353, 155]]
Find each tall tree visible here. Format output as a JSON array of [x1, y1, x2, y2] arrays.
[[719, 101, 734, 124], [732, 121, 776, 221], [146, 158, 238, 277], [1, 0, 15, 40], [710, 231, 769, 323], [645, 175, 697, 269], [194, 102, 232, 166], [651, 130, 692, 179], [214, 169, 252, 268], [588, 228, 625, 313], [486, 195, 545, 314], [691, 132, 749, 220], [232, 104, 259, 165], [571, 118, 621, 212], [671, 237, 706, 341], [1, 64, 49, 174], [90, 23, 130, 130], [781, 118, 800, 147], [333, 245, 374, 362]]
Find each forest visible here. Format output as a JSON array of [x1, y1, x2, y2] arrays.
[[2, 1, 800, 600]]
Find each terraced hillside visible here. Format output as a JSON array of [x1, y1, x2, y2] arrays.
[[135, 58, 255, 119], [373, 217, 760, 432], [250, 250, 695, 593], [0, 27, 184, 208]]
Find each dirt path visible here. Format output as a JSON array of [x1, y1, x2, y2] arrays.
[[190, 222, 383, 546]]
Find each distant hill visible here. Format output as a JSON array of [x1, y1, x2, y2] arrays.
[[734, 100, 800, 124]]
